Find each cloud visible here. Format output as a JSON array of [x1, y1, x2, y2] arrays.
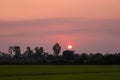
[[0, 18, 120, 37], [0, 18, 120, 53]]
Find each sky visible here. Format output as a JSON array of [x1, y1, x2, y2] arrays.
[[0, 0, 120, 54]]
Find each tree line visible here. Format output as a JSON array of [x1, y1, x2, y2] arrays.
[[0, 43, 120, 65]]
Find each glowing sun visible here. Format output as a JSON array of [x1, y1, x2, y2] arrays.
[[67, 45, 73, 50]]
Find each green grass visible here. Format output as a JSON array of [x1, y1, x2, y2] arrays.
[[0, 65, 120, 80]]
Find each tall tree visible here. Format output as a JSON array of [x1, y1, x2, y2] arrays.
[[53, 43, 61, 56], [8, 46, 21, 57], [24, 47, 33, 56]]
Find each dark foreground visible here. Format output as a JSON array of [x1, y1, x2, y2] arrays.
[[0, 65, 120, 80]]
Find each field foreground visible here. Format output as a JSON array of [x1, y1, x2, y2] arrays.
[[0, 65, 120, 80]]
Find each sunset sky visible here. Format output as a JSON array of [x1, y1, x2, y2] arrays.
[[0, 0, 120, 54]]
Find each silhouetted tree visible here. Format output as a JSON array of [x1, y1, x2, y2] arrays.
[[39, 47, 44, 55], [35, 47, 39, 54], [63, 50, 74, 62], [43, 52, 49, 58], [35, 47, 44, 55], [104, 53, 120, 64], [53, 43, 61, 56], [34, 47, 44, 63], [7, 46, 21, 63], [0, 43, 120, 64], [8, 46, 21, 58], [80, 53, 89, 64], [8, 46, 14, 55], [24, 47, 33, 56], [90, 53, 104, 64], [14, 46, 21, 57]]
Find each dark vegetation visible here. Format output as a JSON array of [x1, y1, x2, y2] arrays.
[[0, 43, 120, 65]]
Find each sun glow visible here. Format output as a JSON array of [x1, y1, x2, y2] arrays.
[[68, 45, 73, 50]]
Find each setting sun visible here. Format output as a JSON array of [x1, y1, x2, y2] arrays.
[[68, 45, 73, 50]]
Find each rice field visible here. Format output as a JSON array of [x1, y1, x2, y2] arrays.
[[0, 65, 120, 80]]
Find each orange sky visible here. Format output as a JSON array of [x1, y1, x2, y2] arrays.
[[0, 0, 120, 20], [0, 0, 120, 53]]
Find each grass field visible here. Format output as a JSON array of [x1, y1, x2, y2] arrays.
[[0, 65, 120, 80]]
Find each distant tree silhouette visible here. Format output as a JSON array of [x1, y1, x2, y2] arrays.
[[39, 47, 44, 55], [43, 52, 49, 58], [53, 43, 61, 56], [80, 53, 89, 63], [8, 46, 14, 55], [8, 46, 21, 58], [89, 53, 104, 64], [34, 47, 44, 63], [7, 46, 21, 63], [35, 47, 44, 55], [0, 43, 120, 64], [24, 47, 33, 56], [63, 50, 74, 62], [14, 46, 21, 56], [35, 47, 39, 54]]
